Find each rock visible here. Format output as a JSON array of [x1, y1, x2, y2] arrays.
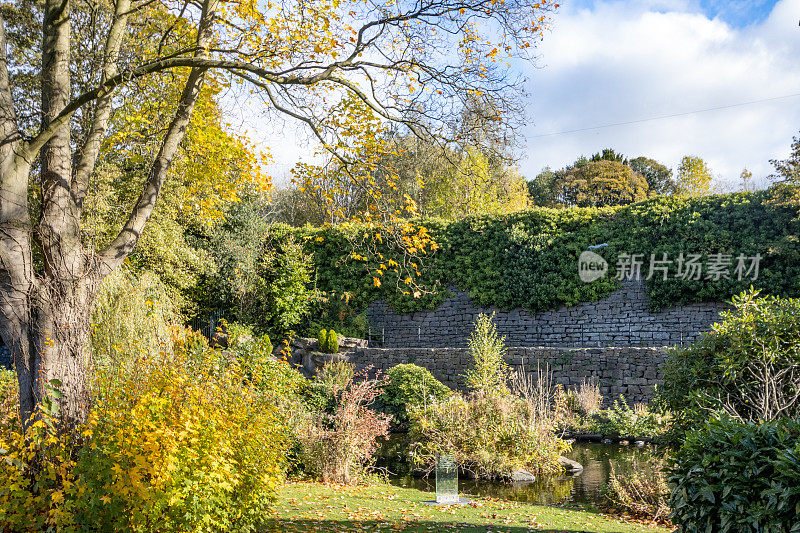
[[619, 440, 630, 446], [634, 440, 646, 447], [509, 468, 536, 482], [558, 456, 584, 473], [602, 438, 614, 444]]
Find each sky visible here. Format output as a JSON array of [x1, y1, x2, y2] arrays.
[[520, 0, 800, 187], [246, 0, 800, 188]]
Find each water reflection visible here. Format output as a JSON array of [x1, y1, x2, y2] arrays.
[[385, 442, 661, 507]]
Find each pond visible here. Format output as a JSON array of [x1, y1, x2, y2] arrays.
[[384, 442, 662, 508]]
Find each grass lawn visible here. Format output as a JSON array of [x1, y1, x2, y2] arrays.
[[265, 481, 674, 533]]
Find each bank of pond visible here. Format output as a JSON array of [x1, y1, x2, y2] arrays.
[[380, 440, 661, 509]]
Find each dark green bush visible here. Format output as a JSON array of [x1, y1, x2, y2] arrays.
[[659, 289, 800, 436], [669, 416, 800, 532], [381, 364, 452, 430]]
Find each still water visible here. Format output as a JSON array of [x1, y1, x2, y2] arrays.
[[385, 442, 660, 507]]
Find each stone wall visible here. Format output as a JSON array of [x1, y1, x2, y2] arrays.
[[367, 279, 727, 348], [350, 346, 667, 405]]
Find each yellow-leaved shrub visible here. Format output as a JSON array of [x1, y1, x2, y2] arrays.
[[0, 329, 298, 532], [0, 369, 84, 530]]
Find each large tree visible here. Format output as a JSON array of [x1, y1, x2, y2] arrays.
[[629, 156, 675, 195], [0, 0, 556, 426], [553, 159, 649, 208]]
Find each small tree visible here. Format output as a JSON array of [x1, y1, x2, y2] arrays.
[[675, 156, 713, 196], [464, 313, 509, 393], [660, 289, 800, 427]]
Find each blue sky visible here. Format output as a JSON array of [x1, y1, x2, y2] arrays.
[[698, 0, 779, 26], [567, 0, 781, 27], [248, 0, 800, 189]]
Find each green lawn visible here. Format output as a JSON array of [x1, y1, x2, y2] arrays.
[[265, 481, 674, 533]]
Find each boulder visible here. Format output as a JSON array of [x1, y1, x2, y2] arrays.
[[558, 456, 584, 473], [509, 468, 536, 483]]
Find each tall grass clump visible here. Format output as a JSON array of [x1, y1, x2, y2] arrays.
[[603, 456, 671, 524]]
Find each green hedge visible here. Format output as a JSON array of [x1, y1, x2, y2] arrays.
[[267, 190, 800, 315], [669, 416, 800, 532]]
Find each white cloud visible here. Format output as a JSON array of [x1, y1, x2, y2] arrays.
[[522, 0, 800, 186]]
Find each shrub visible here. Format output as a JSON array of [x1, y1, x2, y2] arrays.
[[297, 367, 391, 484], [248, 235, 317, 338], [603, 456, 671, 524], [669, 416, 800, 532], [0, 394, 82, 531], [0, 334, 295, 532], [316, 329, 340, 354], [586, 397, 671, 439], [318, 328, 329, 352], [409, 390, 569, 479], [74, 342, 290, 532], [319, 360, 355, 391], [91, 266, 178, 378], [381, 364, 453, 430], [327, 329, 339, 353], [659, 289, 800, 433], [300, 361, 355, 418], [464, 313, 509, 393]]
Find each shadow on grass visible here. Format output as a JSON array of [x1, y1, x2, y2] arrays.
[[263, 517, 639, 533]]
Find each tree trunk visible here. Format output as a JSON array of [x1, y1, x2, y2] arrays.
[[0, 0, 215, 429], [30, 274, 102, 425]]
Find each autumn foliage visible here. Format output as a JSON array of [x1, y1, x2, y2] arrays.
[[0, 330, 294, 532]]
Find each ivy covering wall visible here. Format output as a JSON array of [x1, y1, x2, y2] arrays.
[[266, 191, 800, 317]]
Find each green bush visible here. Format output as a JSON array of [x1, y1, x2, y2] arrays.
[[669, 416, 800, 532], [300, 360, 355, 414], [381, 364, 453, 430], [585, 397, 671, 439], [316, 329, 339, 353], [318, 329, 329, 352], [327, 330, 339, 353], [659, 289, 800, 434]]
